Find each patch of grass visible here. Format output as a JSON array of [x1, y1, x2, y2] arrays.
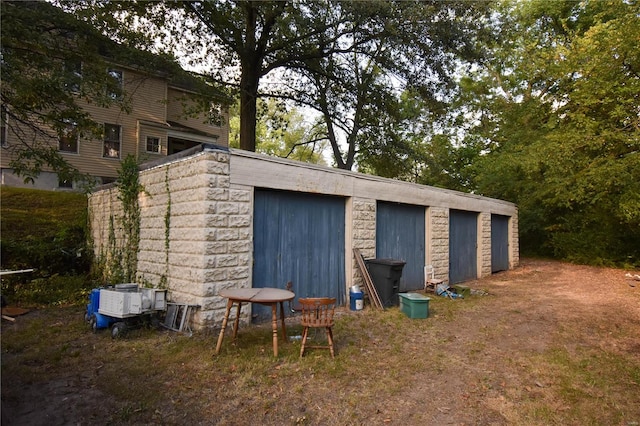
[[1, 186, 93, 306], [2, 263, 639, 425], [511, 344, 640, 425], [0, 187, 87, 241], [7, 274, 93, 306]]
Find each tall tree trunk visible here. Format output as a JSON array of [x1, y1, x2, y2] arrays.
[[239, 66, 260, 152], [237, 1, 286, 152], [238, 2, 259, 153]]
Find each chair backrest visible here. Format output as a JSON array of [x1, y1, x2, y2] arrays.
[[425, 265, 435, 280], [299, 297, 336, 327]]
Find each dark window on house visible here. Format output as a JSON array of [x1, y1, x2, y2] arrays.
[[107, 69, 123, 100], [58, 178, 73, 189], [59, 121, 79, 153], [103, 123, 121, 158], [146, 136, 161, 153], [101, 176, 116, 185]]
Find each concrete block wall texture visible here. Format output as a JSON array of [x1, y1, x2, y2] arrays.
[[480, 212, 493, 277], [351, 198, 376, 290], [87, 186, 128, 273], [428, 207, 449, 281], [89, 149, 252, 328], [511, 213, 520, 268], [89, 146, 519, 331]]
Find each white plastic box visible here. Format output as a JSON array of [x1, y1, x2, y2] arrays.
[[98, 287, 167, 318]]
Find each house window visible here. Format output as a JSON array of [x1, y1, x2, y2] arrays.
[[103, 124, 121, 158], [107, 69, 123, 100], [146, 136, 161, 153], [58, 121, 79, 153], [58, 178, 73, 189]]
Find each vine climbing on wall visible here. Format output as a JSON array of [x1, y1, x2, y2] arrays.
[[160, 165, 171, 288], [118, 155, 142, 283], [101, 154, 143, 284]]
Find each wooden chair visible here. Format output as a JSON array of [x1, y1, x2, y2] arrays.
[[424, 265, 446, 293], [299, 297, 336, 358]]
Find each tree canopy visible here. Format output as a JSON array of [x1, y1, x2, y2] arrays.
[[5, 0, 638, 265], [228, 98, 328, 165], [457, 0, 640, 265], [66, 0, 490, 169]]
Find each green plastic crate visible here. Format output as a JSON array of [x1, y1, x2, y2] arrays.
[[398, 293, 430, 319], [452, 284, 470, 298]]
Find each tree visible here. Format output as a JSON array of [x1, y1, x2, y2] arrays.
[[460, 0, 640, 265], [1, 1, 130, 185], [66, 1, 360, 153], [273, 1, 492, 171], [356, 89, 483, 191], [66, 1, 490, 171], [228, 98, 327, 165], [2, 1, 224, 187]]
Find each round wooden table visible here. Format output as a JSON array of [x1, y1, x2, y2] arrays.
[[215, 288, 295, 357]]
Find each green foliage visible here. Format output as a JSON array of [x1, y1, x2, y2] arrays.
[[229, 98, 327, 164], [103, 213, 125, 284], [0, 1, 127, 187], [68, 1, 490, 170], [292, 1, 491, 171], [92, 155, 144, 285], [358, 90, 484, 191], [116, 155, 142, 283], [0, 187, 93, 306], [4, 275, 91, 307], [161, 165, 171, 288], [463, 0, 640, 266]]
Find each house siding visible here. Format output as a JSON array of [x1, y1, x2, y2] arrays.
[[89, 147, 519, 331], [166, 88, 229, 146], [2, 66, 228, 188]]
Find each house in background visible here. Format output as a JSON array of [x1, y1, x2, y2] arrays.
[[1, 2, 229, 191]]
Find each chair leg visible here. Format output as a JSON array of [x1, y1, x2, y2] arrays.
[[300, 326, 309, 358], [326, 327, 335, 358]]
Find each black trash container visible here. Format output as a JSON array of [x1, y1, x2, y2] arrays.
[[365, 258, 406, 307]]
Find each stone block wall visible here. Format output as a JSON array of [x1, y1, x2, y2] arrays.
[[89, 147, 519, 331], [511, 213, 520, 268], [351, 198, 376, 289], [428, 207, 449, 281], [480, 212, 492, 277], [87, 185, 123, 266], [89, 148, 252, 329]]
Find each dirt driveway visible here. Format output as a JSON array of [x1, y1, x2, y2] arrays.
[[2, 258, 639, 425]]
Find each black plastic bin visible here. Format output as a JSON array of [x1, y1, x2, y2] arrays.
[[365, 258, 406, 307]]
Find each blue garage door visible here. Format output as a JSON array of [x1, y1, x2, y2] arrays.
[[491, 214, 510, 273], [449, 210, 478, 284], [376, 202, 425, 292], [253, 189, 346, 322]]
